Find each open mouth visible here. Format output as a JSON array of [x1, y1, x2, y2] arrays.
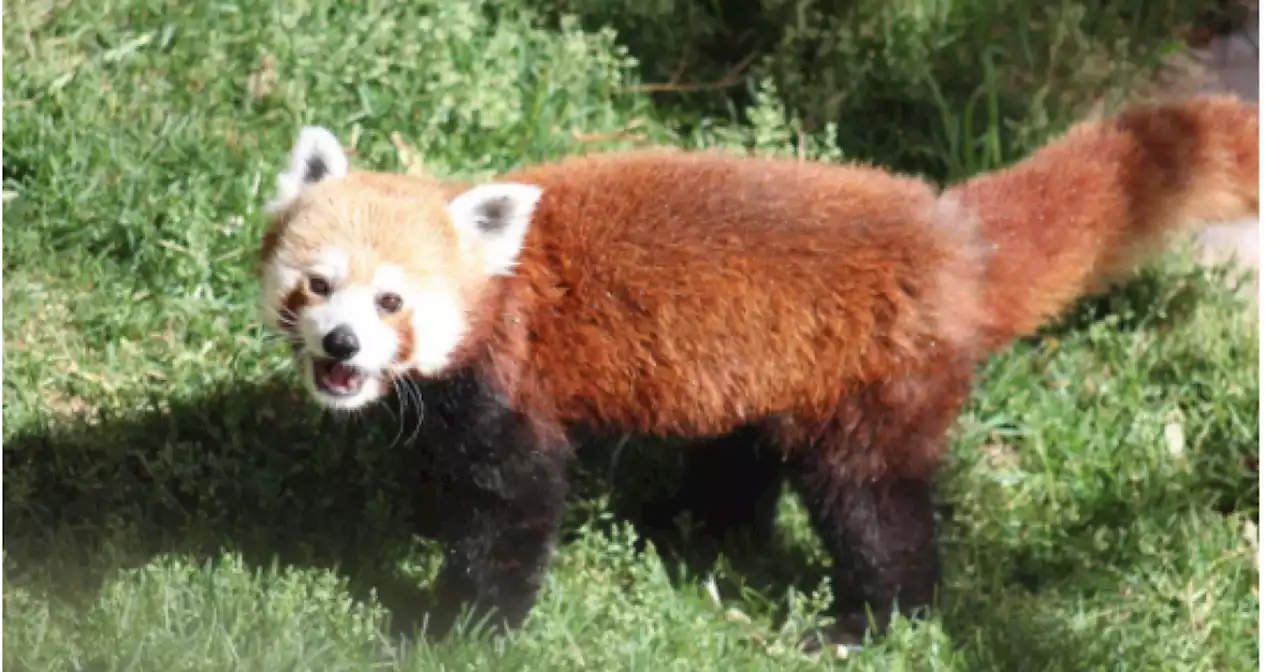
[[311, 358, 368, 397]]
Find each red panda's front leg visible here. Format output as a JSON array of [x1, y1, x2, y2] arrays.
[[416, 370, 572, 638]]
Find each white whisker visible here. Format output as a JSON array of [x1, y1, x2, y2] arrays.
[[403, 373, 427, 449], [387, 375, 409, 449]]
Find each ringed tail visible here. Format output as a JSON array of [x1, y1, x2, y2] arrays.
[[943, 95, 1259, 348]]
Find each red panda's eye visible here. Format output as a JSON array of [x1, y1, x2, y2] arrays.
[[377, 293, 403, 314], [307, 275, 331, 296]]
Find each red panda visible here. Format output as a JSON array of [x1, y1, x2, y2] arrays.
[[256, 96, 1259, 648]]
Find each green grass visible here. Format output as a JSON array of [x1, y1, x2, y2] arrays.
[[2, 0, 1259, 670]]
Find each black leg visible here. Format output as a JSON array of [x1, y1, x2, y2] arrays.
[[643, 424, 783, 544], [787, 454, 939, 649], [413, 372, 571, 638]]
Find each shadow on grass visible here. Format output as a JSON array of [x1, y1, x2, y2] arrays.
[[2, 322, 1255, 671], [0, 375, 1091, 671], [4, 378, 434, 630], [1, 375, 823, 637]]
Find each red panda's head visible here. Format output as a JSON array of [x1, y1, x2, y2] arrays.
[[257, 127, 543, 411]]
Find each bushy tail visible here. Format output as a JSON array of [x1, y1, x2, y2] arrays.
[[944, 96, 1259, 347]]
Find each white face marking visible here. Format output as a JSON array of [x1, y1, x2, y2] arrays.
[[265, 244, 473, 410], [299, 252, 397, 361], [409, 281, 468, 377], [372, 264, 405, 292], [258, 247, 393, 410], [300, 285, 399, 371], [315, 247, 350, 280]]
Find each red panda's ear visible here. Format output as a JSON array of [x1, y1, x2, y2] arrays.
[[446, 183, 544, 276], [265, 126, 349, 215]]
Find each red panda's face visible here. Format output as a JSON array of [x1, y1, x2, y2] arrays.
[[257, 127, 543, 411]]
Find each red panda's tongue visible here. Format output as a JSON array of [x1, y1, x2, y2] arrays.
[[316, 360, 362, 393]]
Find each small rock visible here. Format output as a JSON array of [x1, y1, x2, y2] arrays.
[[724, 607, 751, 625]]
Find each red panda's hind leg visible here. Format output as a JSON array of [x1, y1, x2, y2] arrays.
[[788, 464, 939, 651], [776, 360, 972, 650]]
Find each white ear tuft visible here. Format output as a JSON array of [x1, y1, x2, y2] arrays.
[[265, 126, 349, 215], [446, 183, 544, 275]]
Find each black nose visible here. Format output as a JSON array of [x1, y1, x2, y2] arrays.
[[321, 325, 360, 361]]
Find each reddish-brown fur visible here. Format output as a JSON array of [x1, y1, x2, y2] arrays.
[[423, 96, 1256, 480], [952, 95, 1259, 348]]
